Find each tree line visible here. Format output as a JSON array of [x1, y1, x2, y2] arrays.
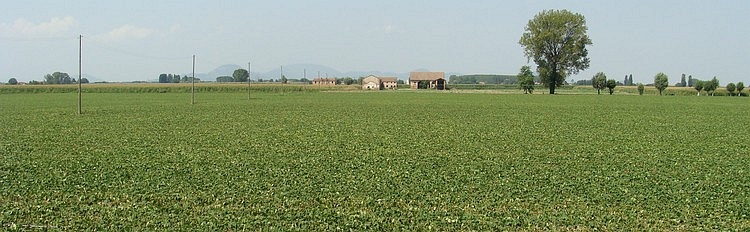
[[158, 74, 199, 83], [4, 72, 89, 85], [215, 68, 406, 86]]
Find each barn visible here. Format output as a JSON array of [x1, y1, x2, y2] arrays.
[[409, 72, 446, 90]]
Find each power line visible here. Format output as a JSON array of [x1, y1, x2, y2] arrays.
[[85, 37, 192, 61], [0, 35, 78, 42]]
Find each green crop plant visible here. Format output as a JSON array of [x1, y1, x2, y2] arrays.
[[1, 92, 748, 230]]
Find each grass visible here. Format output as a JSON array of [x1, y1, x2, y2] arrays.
[[1, 91, 748, 230]]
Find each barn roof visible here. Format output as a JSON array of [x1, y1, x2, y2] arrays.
[[409, 72, 445, 81], [379, 77, 398, 82]]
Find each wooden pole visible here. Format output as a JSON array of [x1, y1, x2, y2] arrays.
[[191, 55, 195, 105], [253, 61, 256, 99], [78, 34, 82, 115]]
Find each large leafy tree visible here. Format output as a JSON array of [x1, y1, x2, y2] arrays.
[[736, 82, 745, 96], [606, 79, 617, 95], [519, 9, 592, 94], [653, 73, 669, 95], [8, 78, 18, 85], [233, 69, 249, 82], [591, 72, 607, 95], [44, 72, 72, 84], [517, 65, 535, 94]]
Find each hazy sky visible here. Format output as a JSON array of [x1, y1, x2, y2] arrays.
[[2, 0, 749, 84]]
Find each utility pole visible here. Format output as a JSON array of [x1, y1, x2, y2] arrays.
[[253, 61, 256, 99], [280, 65, 283, 83], [78, 34, 82, 115], [191, 55, 195, 105], [304, 69, 306, 84], [248, 61, 251, 100]]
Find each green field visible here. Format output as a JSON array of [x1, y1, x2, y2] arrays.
[[1, 90, 749, 230]]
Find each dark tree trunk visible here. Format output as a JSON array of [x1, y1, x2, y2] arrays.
[[548, 65, 559, 95]]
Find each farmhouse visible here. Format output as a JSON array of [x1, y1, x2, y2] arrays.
[[312, 78, 336, 85], [409, 72, 446, 90], [361, 75, 398, 90]]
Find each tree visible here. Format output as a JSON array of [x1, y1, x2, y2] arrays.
[[677, 74, 687, 87], [704, 77, 719, 96], [397, 80, 405, 84], [628, 74, 633, 86], [624, 75, 633, 87], [281, 75, 288, 84], [726, 82, 736, 96], [592, 72, 607, 95], [80, 78, 89, 84], [606, 79, 617, 95], [736, 82, 745, 96], [519, 9, 592, 94], [637, 83, 645, 95], [687, 75, 694, 87], [233, 69, 249, 82], [44, 72, 72, 84], [170, 74, 180, 83], [653, 73, 669, 95], [8, 78, 18, 85], [342, 77, 353, 85], [216, 76, 234, 82], [517, 65, 535, 94], [694, 80, 704, 96], [159, 74, 168, 83]]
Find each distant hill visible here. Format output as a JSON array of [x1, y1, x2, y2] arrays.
[[189, 64, 242, 81]]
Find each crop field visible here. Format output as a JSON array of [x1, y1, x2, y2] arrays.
[[1, 90, 749, 230]]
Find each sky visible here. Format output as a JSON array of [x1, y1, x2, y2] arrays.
[[1, 0, 749, 84]]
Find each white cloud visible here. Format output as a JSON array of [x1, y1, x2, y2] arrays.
[[0, 16, 77, 36], [98, 24, 155, 42]]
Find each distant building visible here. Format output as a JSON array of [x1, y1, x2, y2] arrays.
[[409, 72, 446, 90], [380, 77, 398, 90], [362, 75, 398, 90], [312, 78, 336, 85]]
